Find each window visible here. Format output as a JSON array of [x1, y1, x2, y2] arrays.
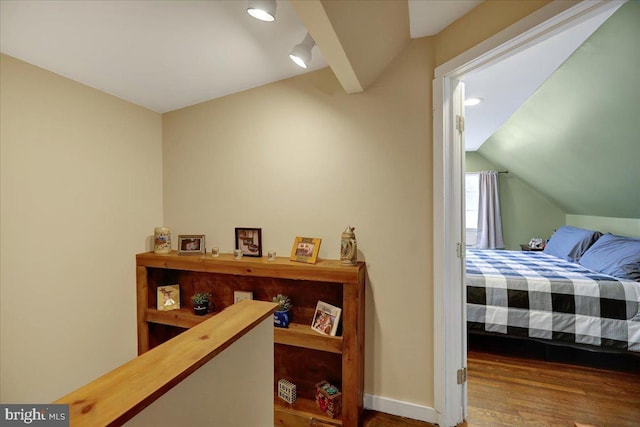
[[465, 173, 480, 247]]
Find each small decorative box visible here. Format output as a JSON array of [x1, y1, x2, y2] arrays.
[[278, 379, 297, 404], [315, 380, 342, 418]]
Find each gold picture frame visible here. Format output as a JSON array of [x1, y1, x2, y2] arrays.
[[290, 236, 321, 264], [157, 284, 180, 311]]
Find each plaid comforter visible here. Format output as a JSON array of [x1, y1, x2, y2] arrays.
[[466, 249, 640, 352]]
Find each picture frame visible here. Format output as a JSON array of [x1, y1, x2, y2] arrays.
[[311, 301, 342, 336], [290, 236, 321, 264], [235, 228, 262, 257], [157, 284, 180, 311], [177, 234, 206, 255], [233, 290, 254, 304]]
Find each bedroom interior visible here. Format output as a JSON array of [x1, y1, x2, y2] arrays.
[[1, 0, 638, 426], [462, 0, 640, 373], [464, 0, 639, 248]]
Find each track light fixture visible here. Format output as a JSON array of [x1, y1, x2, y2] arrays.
[[246, 0, 277, 22], [289, 33, 315, 69]]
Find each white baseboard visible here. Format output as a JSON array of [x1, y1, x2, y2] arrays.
[[364, 394, 439, 424]]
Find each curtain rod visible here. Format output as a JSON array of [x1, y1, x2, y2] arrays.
[[498, 170, 509, 174]]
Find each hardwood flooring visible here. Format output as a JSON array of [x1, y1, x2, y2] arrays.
[[361, 410, 435, 426], [466, 350, 640, 427], [362, 350, 640, 427]]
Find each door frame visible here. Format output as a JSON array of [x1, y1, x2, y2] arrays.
[[431, 1, 624, 425]]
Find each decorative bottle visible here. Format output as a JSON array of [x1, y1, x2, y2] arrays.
[[340, 226, 357, 265], [154, 227, 171, 254]]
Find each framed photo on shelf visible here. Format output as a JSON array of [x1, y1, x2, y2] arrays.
[[290, 236, 321, 264], [233, 291, 254, 304], [157, 284, 180, 311], [235, 228, 262, 257], [177, 235, 206, 255], [311, 301, 341, 336]]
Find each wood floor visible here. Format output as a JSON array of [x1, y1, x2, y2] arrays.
[[361, 410, 435, 426], [362, 350, 640, 427], [466, 350, 640, 427]]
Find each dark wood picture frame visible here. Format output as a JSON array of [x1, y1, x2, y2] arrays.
[[235, 227, 262, 257]]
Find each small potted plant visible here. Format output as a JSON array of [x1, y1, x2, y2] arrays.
[[273, 294, 292, 328], [191, 292, 211, 316]]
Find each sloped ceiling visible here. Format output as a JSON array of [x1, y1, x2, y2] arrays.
[[478, 1, 640, 219], [291, 0, 410, 94], [0, 0, 414, 112]]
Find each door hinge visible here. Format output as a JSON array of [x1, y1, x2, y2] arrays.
[[456, 115, 465, 133], [456, 242, 465, 259], [457, 367, 467, 384]]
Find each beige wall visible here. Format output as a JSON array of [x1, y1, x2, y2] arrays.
[[435, 0, 553, 66], [0, 54, 163, 402], [163, 38, 434, 405], [0, 1, 553, 414]]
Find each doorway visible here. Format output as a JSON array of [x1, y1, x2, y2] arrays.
[[431, 1, 624, 426]]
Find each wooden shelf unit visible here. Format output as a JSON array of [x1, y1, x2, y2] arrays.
[[136, 251, 366, 427]]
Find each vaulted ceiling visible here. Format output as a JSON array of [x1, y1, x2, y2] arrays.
[[1, 0, 602, 157], [3, 1, 637, 220], [462, 3, 621, 151], [0, 0, 479, 113], [477, 1, 640, 219]]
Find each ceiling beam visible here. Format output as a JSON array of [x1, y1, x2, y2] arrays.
[[291, 0, 410, 94]]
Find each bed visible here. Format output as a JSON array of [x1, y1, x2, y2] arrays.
[[466, 227, 640, 355]]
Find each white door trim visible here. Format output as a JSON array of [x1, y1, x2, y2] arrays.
[[431, 1, 624, 425]]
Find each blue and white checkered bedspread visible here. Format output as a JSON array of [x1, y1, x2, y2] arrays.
[[466, 249, 640, 352]]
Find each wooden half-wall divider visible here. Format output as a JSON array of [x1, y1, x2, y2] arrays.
[[55, 300, 277, 426]]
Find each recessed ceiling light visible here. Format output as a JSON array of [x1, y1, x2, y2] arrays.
[[464, 98, 483, 106]]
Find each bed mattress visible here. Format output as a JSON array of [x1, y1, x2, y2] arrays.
[[466, 249, 640, 352]]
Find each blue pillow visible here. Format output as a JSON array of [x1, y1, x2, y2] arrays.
[[579, 233, 640, 282], [543, 225, 602, 262]]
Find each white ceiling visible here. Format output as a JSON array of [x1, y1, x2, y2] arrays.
[[463, 2, 621, 150], [0, 0, 477, 114], [0, 0, 620, 150], [408, 0, 482, 37], [0, 0, 329, 113]]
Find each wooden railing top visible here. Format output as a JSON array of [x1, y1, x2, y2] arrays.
[[55, 300, 277, 426], [136, 251, 365, 284]]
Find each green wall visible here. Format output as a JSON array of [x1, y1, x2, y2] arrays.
[[478, 1, 640, 220], [466, 152, 565, 250], [566, 215, 640, 238]]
